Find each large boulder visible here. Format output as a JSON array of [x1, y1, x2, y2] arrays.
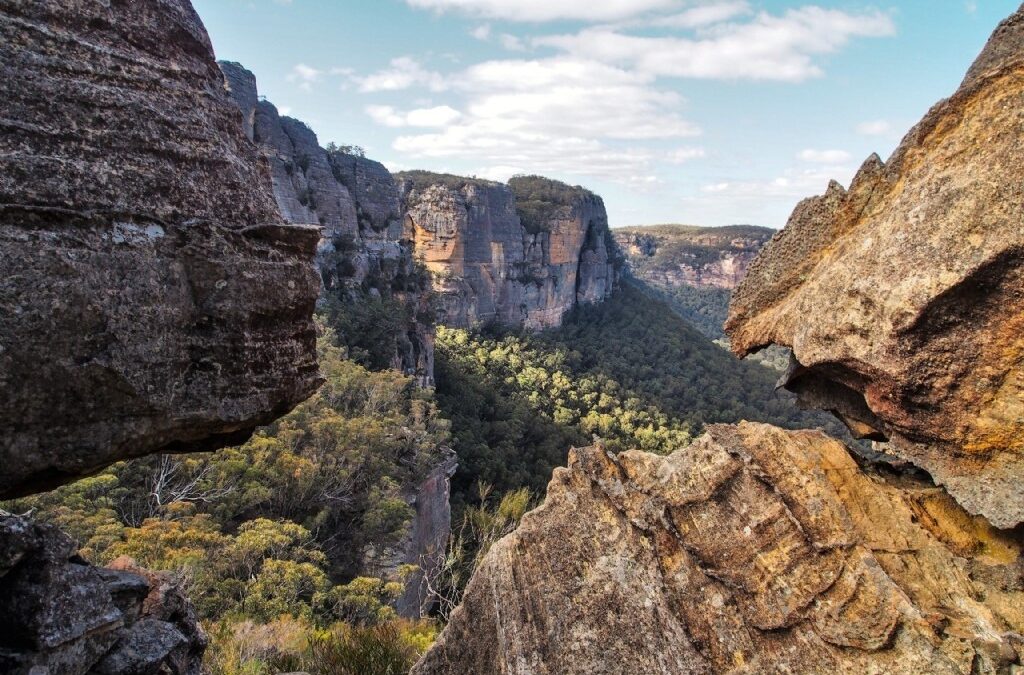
[[0, 0, 321, 498], [726, 5, 1024, 528], [414, 424, 1024, 674]]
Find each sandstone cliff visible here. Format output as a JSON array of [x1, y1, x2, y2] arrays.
[[414, 7, 1024, 673], [220, 62, 435, 384], [399, 172, 618, 329], [616, 225, 774, 291], [1, 1, 320, 671], [726, 5, 1024, 529]]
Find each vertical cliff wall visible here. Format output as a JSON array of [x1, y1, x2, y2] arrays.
[[220, 62, 435, 385], [0, 2, 321, 673], [399, 172, 618, 329]]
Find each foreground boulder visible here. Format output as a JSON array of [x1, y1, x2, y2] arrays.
[[415, 423, 1024, 674], [0, 515, 206, 675], [726, 5, 1024, 528], [0, 0, 321, 499]]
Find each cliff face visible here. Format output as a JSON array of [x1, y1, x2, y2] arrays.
[[615, 225, 774, 291], [416, 424, 1024, 675], [399, 173, 617, 330], [414, 7, 1024, 674], [1, 1, 320, 672], [220, 62, 434, 384], [726, 5, 1024, 529]]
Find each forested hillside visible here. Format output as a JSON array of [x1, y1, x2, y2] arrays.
[[436, 281, 846, 508]]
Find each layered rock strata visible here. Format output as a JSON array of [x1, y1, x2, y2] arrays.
[[220, 61, 434, 384], [0, 514, 206, 675], [415, 424, 1024, 674], [726, 5, 1024, 528], [0, 1, 321, 499], [399, 173, 617, 329]]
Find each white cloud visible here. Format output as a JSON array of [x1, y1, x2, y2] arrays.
[[373, 57, 698, 186], [647, 1, 751, 29], [667, 147, 706, 163], [856, 119, 893, 136], [799, 148, 851, 164], [499, 34, 526, 51], [366, 104, 463, 127], [405, 0, 683, 22], [286, 63, 321, 91], [355, 57, 448, 92], [470, 24, 492, 40], [536, 7, 895, 82]]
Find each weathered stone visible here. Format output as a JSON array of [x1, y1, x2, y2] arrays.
[[399, 173, 618, 330], [0, 0, 321, 499], [395, 451, 458, 618], [414, 423, 1024, 674], [91, 619, 189, 675], [726, 5, 1024, 528], [0, 517, 206, 675]]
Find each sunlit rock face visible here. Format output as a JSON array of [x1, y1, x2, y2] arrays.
[[0, 0, 321, 500], [399, 173, 617, 330], [415, 424, 1024, 675], [726, 5, 1024, 528]]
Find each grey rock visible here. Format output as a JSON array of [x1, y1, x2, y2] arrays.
[[0, 0, 321, 499]]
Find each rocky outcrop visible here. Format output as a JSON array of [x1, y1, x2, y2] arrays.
[[415, 423, 1024, 674], [396, 452, 458, 618], [399, 173, 617, 329], [726, 5, 1024, 528], [220, 62, 434, 384], [0, 515, 206, 675], [616, 225, 774, 291], [0, 1, 321, 499]]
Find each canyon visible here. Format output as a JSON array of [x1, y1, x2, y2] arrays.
[[414, 5, 1024, 673]]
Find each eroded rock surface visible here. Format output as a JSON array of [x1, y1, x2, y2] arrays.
[[726, 6, 1024, 528], [415, 423, 1024, 674], [0, 1, 321, 499], [0, 516, 206, 675], [399, 173, 618, 329]]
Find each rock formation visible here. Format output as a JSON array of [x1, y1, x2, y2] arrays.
[[1, 1, 321, 671], [0, 514, 207, 675], [726, 5, 1024, 529], [0, 1, 321, 500], [414, 6, 1024, 673], [220, 62, 435, 384], [616, 225, 774, 291], [415, 423, 1024, 674], [399, 172, 618, 329]]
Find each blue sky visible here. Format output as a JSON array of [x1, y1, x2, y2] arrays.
[[193, 0, 1017, 228]]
